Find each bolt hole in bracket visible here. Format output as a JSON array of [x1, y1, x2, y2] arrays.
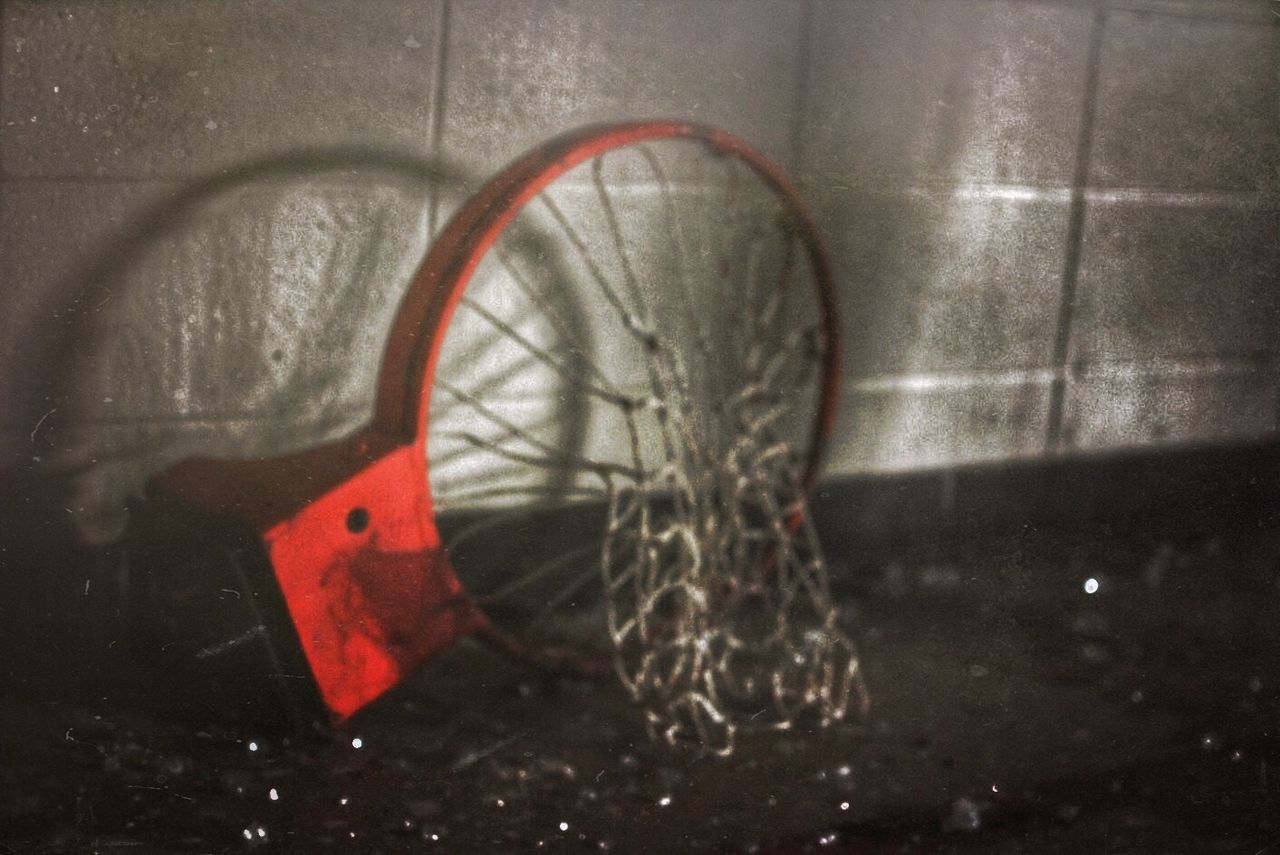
[[133, 121, 839, 728]]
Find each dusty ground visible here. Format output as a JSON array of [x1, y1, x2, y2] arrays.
[[3, 503, 1280, 853]]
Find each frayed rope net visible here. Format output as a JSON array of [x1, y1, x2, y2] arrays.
[[595, 264, 869, 756], [438, 143, 870, 756], [601, 409, 869, 755]]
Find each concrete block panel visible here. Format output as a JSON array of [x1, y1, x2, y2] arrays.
[[817, 189, 1070, 378], [804, 0, 1093, 189], [1091, 9, 1276, 191], [1062, 367, 1279, 451], [2, 0, 442, 179], [825, 375, 1052, 474], [1072, 201, 1279, 365], [440, 0, 806, 188]]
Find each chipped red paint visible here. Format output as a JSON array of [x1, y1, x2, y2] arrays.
[[148, 121, 839, 724], [155, 432, 486, 723], [262, 446, 481, 719]]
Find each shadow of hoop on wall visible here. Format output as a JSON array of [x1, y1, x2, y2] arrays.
[[30, 148, 596, 543]]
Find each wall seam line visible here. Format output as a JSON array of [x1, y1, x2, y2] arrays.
[[1045, 6, 1108, 453], [789, 0, 817, 181], [426, 0, 452, 240]]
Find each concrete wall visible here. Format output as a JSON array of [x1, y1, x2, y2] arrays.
[[1, 0, 1276, 533], [804, 0, 1278, 473]]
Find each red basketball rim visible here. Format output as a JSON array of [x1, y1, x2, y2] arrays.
[[375, 121, 842, 666]]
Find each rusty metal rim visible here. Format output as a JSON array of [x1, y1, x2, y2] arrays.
[[378, 121, 842, 672], [374, 120, 841, 503]]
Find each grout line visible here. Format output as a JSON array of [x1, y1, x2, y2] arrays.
[[1105, 0, 1277, 26], [849, 369, 1059, 394], [426, 0, 451, 240], [1, 172, 1274, 210], [789, 0, 817, 181], [11, 352, 1275, 433], [1045, 6, 1108, 453], [0, 168, 438, 188], [1074, 357, 1280, 379], [921, 0, 1273, 26], [3, 411, 371, 430], [843, 355, 1280, 396], [1084, 187, 1279, 208], [888, 183, 1275, 208]]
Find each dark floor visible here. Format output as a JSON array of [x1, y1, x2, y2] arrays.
[[3, 459, 1280, 854]]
